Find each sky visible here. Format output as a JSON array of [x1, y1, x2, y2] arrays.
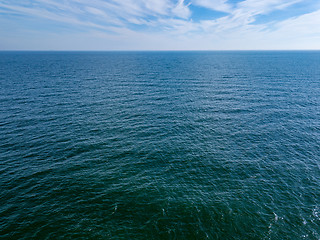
[[0, 0, 320, 50]]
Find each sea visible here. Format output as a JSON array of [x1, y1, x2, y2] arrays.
[[0, 51, 319, 239]]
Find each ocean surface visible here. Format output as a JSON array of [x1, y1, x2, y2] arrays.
[[0, 51, 320, 239]]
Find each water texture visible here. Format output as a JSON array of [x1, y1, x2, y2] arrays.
[[0, 51, 320, 239]]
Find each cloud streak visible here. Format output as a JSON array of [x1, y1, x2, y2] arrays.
[[0, 0, 319, 50]]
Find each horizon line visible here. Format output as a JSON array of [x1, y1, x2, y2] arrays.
[[1, 49, 320, 52]]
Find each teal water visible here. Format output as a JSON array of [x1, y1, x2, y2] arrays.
[[0, 51, 320, 239]]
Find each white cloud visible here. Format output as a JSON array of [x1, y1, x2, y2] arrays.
[[172, 0, 192, 19], [192, 0, 231, 13], [238, 0, 301, 12], [0, 0, 320, 50]]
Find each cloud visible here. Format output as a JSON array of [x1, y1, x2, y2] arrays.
[[192, 0, 232, 13], [0, 0, 319, 50], [172, 0, 192, 19]]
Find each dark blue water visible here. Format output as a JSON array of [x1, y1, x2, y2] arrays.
[[0, 51, 320, 239]]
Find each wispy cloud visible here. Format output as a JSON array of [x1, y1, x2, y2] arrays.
[[0, 0, 319, 49]]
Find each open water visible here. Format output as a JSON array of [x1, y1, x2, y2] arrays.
[[0, 51, 320, 239]]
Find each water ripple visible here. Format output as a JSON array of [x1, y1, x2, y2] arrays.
[[0, 51, 320, 239]]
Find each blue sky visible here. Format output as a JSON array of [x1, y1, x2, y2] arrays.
[[0, 0, 320, 50]]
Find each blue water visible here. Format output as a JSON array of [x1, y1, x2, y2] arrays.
[[0, 51, 320, 239]]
